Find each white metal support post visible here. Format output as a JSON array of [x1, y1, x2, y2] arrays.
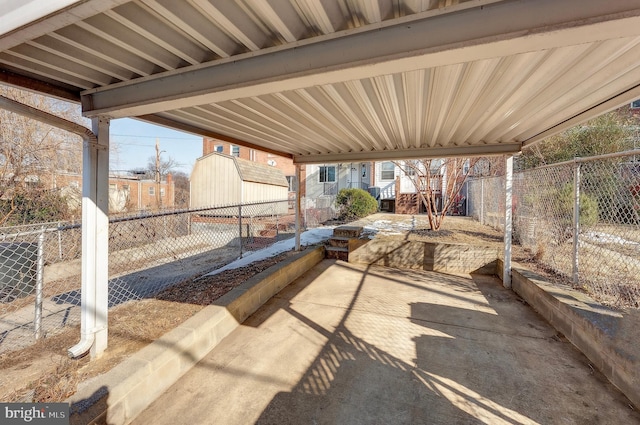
[[69, 117, 110, 359], [503, 155, 513, 288], [295, 165, 301, 251], [92, 117, 110, 358]]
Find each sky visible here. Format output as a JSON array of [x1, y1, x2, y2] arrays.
[[109, 118, 203, 176]]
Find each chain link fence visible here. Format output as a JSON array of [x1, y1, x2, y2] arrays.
[[302, 195, 339, 228], [468, 151, 640, 308], [0, 200, 294, 354]]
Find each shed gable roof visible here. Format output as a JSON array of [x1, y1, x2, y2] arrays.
[[234, 157, 288, 188]]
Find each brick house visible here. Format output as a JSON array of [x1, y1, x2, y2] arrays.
[[52, 172, 175, 213]]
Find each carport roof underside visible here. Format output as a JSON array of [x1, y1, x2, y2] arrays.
[[2, 0, 640, 164]]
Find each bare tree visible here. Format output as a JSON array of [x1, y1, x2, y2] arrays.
[[171, 171, 190, 209], [393, 157, 478, 231], [0, 85, 85, 225]]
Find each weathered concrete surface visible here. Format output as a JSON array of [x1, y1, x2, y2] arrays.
[[498, 258, 640, 411], [67, 246, 325, 425], [132, 260, 640, 425]]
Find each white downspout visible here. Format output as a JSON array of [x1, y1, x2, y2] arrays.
[[0, 95, 101, 358]]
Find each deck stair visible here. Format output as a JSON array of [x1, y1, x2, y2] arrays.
[[325, 226, 364, 261]]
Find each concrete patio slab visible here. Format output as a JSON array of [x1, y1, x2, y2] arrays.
[[131, 260, 639, 425]]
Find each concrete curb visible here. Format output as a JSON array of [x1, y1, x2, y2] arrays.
[[67, 246, 325, 425], [499, 259, 639, 409]]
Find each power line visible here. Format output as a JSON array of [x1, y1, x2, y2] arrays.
[[111, 133, 199, 141]]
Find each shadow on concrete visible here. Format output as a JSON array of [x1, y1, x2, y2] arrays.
[[69, 385, 109, 425], [253, 265, 506, 424], [252, 263, 639, 424]]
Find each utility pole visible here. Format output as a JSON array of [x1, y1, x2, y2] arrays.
[[155, 138, 161, 209]]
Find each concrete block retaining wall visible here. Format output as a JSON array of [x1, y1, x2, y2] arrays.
[[68, 246, 325, 425], [499, 259, 639, 410], [349, 238, 499, 275]]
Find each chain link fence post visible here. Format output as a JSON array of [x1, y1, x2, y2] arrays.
[[238, 204, 243, 257], [34, 229, 45, 340], [480, 178, 485, 226], [573, 160, 581, 286]]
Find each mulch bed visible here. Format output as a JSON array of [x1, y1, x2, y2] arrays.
[[156, 250, 299, 305]]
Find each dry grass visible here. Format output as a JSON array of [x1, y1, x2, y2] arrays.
[[0, 250, 300, 403]]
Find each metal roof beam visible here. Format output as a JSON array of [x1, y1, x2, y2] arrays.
[[137, 113, 294, 159], [292, 142, 522, 164], [523, 83, 640, 147], [81, 0, 640, 118], [0, 69, 80, 102], [0, 0, 131, 50]]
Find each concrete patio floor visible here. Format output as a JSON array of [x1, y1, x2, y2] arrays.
[[132, 259, 639, 424]]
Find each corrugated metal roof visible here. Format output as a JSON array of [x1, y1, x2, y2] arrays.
[[2, 0, 640, 163]]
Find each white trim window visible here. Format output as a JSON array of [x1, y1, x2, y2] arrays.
[[381, 162, 395, 180], [214, 145, 223, 153], [319, 166, 336, 183], [286, 176, 296, 191], [231, 145, 240, 157]]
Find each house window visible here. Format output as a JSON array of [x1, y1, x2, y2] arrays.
[[122, 184, 130, 191], [214, 145, 223, 153], [381, 162, 395, 180], [404, 166, 416, 176], [109, 184, 117, 192], [319, 166, 336, 183], [231, 145, 240, 157], [69, 181, 79, 189], [160, 188, 166, 197], [149, 186, 155, 196], [286, 176, 296, 192], [631, 99, 640, 109], [250, 149, 256, 161]]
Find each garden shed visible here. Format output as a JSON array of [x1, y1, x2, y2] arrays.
[[190, 152, 289, 213]]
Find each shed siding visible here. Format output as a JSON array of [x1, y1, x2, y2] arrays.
[[242, 182, 288, 214], [190, 154, 242, 208]]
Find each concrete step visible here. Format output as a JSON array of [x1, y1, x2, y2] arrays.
[[333, 226, 363, 238], [328, 237, 350, 248], [325, 246, 349, 261]]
